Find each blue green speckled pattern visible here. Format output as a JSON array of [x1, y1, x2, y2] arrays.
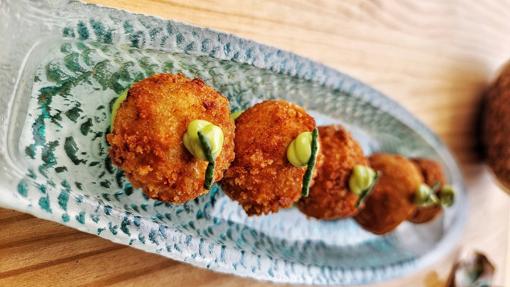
[[0, 1, 467, 285]]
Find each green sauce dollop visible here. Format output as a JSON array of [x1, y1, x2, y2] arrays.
[[349, 165, 378, 208], [110, 90, 128, 130], [183, 120, 224, 190], [288, 128, 319, 197], [287, 131, 314, 167], [439, 184, 455, 207], [414, 183, 440, 207], [231, 110, 244, 121], [183, 120, 224, 161], [349, 165, 377, 196]]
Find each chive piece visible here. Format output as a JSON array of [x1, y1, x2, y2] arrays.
[[415, 183, 440, 207], [204, 161, 215, 190], [355, 171, 379, 208], [198, 131, 215, 189], [430, 181, 441, 193], [301, 128, 319, 197]]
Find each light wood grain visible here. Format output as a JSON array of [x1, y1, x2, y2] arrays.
[[2, 0, 510, 286]]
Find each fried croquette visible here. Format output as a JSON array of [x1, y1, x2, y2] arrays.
[[107, 73, 235, 203], [354, 153, 423, 235], [408, 158, 446, 224], [221, 100, 319, 215], [483, 62, 510, 190], [297, 125, 367, 219]]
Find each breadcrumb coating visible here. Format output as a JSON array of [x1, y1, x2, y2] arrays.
[[408, 158, 446, 224], [221, 100, 319, 215], [354, 153, 423, 235], [107, 74, 235, 203], [297, 125, 367, 219]]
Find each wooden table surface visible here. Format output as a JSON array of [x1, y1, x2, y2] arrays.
[[2, 0, 510, 286]]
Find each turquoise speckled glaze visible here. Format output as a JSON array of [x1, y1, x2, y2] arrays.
[[0, 1, 467, 285]]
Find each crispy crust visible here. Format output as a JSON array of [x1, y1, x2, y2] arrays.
[[106, 73, 235, 203], [354, 153, 423, 235], [297, 125, 367, 219], [408, 158, 446, 224], [221, 100, 318, 215]]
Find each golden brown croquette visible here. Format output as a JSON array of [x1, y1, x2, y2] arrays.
[[483, 62, 510, 190], [408, 158, 446, 224], [107, 73, 235, 203], [354, 153, 423, 235], [297, 125, 367, 219], [221, 100, 319, 215]]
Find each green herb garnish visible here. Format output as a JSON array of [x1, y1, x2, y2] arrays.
[[355, 171, 379, 208], [439, 184, 455, 207], [198, 131, 215, 190], [301, 128, 319, 197], [415, 183, 440, 207]]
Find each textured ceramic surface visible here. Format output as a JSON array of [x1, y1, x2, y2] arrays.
[[0, 1, 467, 285]]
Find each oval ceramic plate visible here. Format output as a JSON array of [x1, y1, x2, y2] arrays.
[[0, 1, 467, 285]]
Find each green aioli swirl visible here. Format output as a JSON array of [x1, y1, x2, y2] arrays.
[[349, 165, 378, 208], [415, 182, 455, 208], [183, 120, 224, 189], [439, 184, 455, 207], [231, 110, 244, 121], [414, 183, 440, 207], [287, 131, 314, 167], [183, 120, 224, 161], [287, 128, 319, 197], [110, 90, 128, 130], [349, 165, 377, 195]]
